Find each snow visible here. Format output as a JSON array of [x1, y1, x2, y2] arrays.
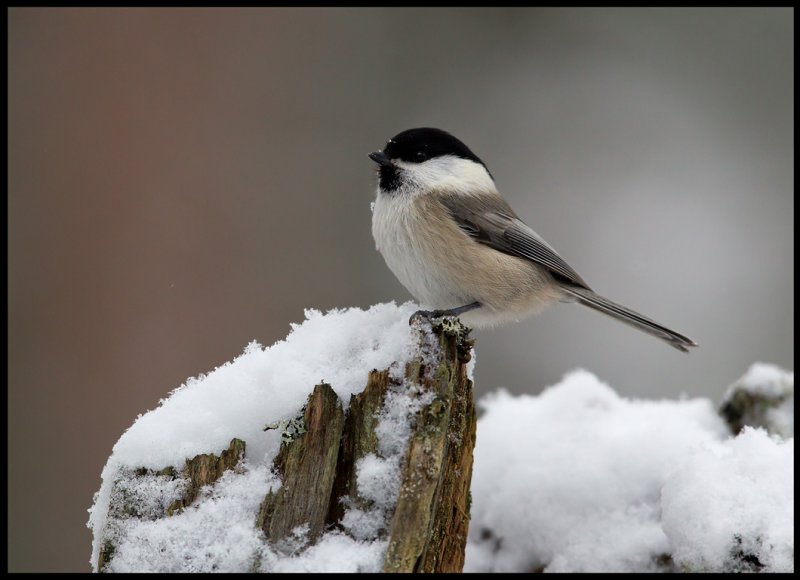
[[108, 302, 419, 471], [734, 362, 795, 399], [103, 466, 277, 573], [465, 369, 794, 573], [88, 303, 793, 573], [720, 362, 794, 437], [88, 302, 421, 572], [661, 428, 793, 572]]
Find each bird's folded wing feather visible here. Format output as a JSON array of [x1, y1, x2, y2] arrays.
[[439, 192, 591, 290]]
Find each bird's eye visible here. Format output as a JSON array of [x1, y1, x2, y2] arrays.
[[415, 151, 427, 162]]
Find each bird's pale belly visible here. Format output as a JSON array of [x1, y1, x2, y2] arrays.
[[372, 193, 562, 327]]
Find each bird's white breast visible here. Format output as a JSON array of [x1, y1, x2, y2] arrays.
[[371, 191, 464, 308]]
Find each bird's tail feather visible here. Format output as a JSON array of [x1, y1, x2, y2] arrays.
[[561, 285, 698, 353]]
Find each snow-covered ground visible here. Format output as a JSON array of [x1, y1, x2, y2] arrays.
[[88, 303, 793, 573], [466, 367, 793, 573]]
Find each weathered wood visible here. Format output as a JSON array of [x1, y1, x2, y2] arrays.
[[418, 328, 476, 573], [168, 438, 246, 515], [255, 319, 476, 570], [383, 318, 477, 573], [257, 382, 345, 550], [327, 369, 391, 526]]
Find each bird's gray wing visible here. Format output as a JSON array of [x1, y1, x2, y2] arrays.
[[439, 192, 592, 290]]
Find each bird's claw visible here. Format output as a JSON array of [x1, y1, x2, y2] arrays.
[[409, 309, 449, 325], [409, 309, 432, 325]]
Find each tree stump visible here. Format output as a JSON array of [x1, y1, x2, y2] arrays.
[[96, 317, 476, 573]]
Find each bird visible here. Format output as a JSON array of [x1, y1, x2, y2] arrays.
[[368, 127, 698, 353]]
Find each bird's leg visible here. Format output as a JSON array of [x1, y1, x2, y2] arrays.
[[410, 301, 482, 325]]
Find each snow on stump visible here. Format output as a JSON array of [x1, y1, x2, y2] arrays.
[[89, 304, 477, 573], [719, 363, 794, 438]]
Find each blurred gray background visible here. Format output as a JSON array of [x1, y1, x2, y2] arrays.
[[8, 7, 793, 572]]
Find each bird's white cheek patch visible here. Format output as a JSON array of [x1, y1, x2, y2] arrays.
[[395, 157, 495, 196]]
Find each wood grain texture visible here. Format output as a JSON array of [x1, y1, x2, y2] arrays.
[[327, 369, 391, 527], [257, 383, 345, 550]]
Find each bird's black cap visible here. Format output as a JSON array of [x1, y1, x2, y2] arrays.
[[382, 127, 488, 169]]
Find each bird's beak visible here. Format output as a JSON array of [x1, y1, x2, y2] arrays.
[[368, 151, 394, 167]]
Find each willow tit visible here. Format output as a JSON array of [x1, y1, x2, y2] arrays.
[[368, 127, 698, 353]]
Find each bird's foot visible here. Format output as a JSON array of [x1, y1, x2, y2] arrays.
[[409, 309, 446, 325], [408, 302, 481, 326]]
